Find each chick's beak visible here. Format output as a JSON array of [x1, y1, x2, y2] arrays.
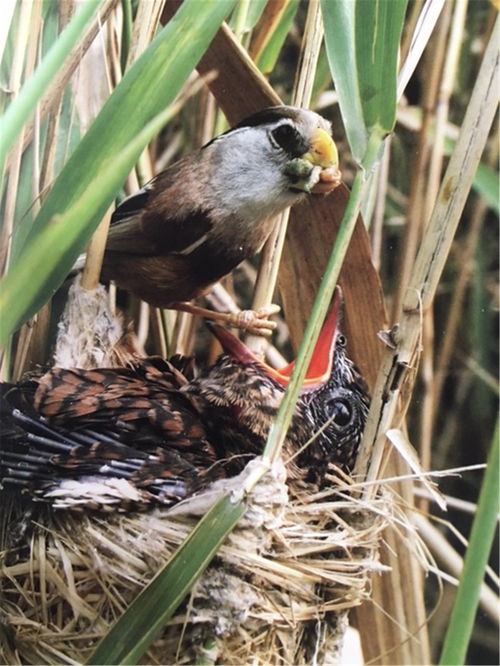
[[303, 128, 338, 168], [207, 288, 343, 392]]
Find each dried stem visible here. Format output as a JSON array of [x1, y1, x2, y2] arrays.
[[126, 0, 166, 68], [419, 0, 468, 476], [355, 15, 499, 492], [249, 0, 289, 64], [392, 1, 452, 320], [432, 49, 499, 413], [4, 0, 118, 172], [400, 0, 426, 65], [0, 0, 36, 276], [246, 0, 324, 355], [397, 0, 446, 100], [80, 209, 114, 290], [78, 13, 116, 292]]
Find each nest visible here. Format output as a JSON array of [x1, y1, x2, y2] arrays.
[[0, 458, 396, 666]]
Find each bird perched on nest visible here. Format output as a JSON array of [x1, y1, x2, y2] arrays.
[[0, 291, 369, 512], [98, 106, 341, 332]]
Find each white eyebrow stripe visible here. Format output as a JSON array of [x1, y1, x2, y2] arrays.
[[210, 126, 252, 142]]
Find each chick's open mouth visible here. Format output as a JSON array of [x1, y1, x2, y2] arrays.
[[207, 288, 343, 393]]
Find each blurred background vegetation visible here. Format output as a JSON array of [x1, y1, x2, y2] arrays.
[[0, 1, 498, 664]]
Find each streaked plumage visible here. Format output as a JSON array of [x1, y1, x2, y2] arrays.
[[0, 293, 369, 512], [0, 358, 215, 511]]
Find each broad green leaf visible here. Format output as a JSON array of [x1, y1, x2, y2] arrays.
[[0, 107, 173, 346], [439, 420, 499, 665], [87, 492, 246, 665], [321, 0, 408, 163], [0, 0, 100, 168], [474, 162, 500, 215], [2, 0, 236, 339], [321, 1, 366, 160], [229, 0, 267, 33], [354, 0, 408, 133]]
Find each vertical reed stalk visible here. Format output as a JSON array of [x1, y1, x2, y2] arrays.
[[356, 14, 499, 491], [246, 0, 324, 356]]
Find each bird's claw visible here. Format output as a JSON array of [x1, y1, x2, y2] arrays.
[[172, 302, 280, 337], [227, 305, 280, 337]]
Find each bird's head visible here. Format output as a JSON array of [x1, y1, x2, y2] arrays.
[[186, 289, 369, 475], [203, 106, 342, 224]]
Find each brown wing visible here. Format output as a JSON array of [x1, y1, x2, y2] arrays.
[[0, 384, 207, 510], [105, 156, 213, 257], [34, 357, 216, 466], [0, 358, 221, 511]]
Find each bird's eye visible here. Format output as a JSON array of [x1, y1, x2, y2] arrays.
[[337, 334, 347, 348], [329, 399, 353, 427], [270, 124, 307, 157]]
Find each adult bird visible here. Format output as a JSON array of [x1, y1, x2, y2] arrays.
[[0, 292, 369, 512], [99, 106, 341, 333]]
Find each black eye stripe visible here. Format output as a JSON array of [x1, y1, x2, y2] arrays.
[[270, 124, 308, 158]]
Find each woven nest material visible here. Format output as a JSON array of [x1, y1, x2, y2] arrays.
[[0, 460, 391, 666]]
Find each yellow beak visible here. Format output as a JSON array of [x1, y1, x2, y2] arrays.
[[303, 128, 338, 168]]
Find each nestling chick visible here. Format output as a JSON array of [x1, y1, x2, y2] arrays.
[[100, 106, 340, 320], [187, 288, 370, 482], [0, 293, 368, 511]]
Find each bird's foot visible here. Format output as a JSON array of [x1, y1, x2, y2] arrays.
[[173, 303, 280, 337], [226, 304, 280, 336]]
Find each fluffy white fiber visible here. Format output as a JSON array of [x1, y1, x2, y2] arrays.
[[53, 274, 124, 369]]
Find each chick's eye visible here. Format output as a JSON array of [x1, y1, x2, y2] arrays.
[[270, 124, 306, 157], [329, 399, 352, 427]]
